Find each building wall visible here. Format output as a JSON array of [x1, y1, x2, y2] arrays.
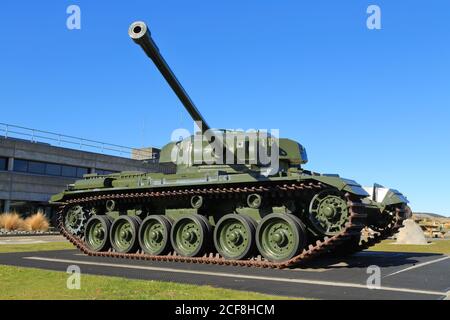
[[0, 137, 164, 220]]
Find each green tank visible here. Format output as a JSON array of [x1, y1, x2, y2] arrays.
[[50, 21, 411, 268]]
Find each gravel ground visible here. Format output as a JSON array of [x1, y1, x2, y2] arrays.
[[0, 229, 60, 237], [0, 235, 65, 244]]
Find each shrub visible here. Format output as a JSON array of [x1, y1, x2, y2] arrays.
[[0, 213, 26, 231], [24, 212, 50, 232]]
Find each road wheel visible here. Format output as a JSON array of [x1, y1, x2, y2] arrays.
[[139, 215, 172, 255], [110, 216, 141, 253], [256, 213, 307, 262], [84, 215, 113, 252], [214, 214, 256, 260], [171, 215, 211, 257]]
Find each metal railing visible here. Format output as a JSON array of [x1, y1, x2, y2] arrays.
[[0, 123, 156, 160]]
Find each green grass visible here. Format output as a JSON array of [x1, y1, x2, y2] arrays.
[[0, 241, 74, 253], [368, 239, 450, 255], [0, 265, 293, 300], [0, 241, 295, 300]]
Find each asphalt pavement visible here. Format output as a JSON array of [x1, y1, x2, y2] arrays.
[[0, 247, 449, 300]]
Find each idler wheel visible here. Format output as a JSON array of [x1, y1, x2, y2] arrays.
[[64, 205, 90, 236]]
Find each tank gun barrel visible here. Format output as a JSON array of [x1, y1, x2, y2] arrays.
[[128, 21, 210, 133]]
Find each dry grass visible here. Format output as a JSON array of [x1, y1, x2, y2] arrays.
[[24, 212, 49, 232], [0, 212, 50, 232], [369, 239, 450, 255], [0, 213, 26, 231]]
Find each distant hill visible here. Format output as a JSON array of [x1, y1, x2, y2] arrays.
[[414, 212, 449, 220]]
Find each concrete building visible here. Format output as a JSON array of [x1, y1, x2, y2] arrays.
[[132, 147, 161, 161], [0, 123, 166, 224]]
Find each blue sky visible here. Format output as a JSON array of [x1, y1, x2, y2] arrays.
[[0, 1, 449, 215]]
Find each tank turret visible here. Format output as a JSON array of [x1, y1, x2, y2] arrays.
[[129, 21, 308, 173]]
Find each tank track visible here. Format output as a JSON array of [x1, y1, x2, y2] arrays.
[[57, 181, 373, 269], [330, 204, 410, 256]]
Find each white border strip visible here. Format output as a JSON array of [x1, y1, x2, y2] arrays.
[[385, 256, 450, 278]]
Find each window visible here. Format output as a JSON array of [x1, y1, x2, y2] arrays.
[[96, 169, 117, 175], [77, 167, 88, 178], [28, 161, 46, 175], [46, 163, 62, 176], [61, 165, 77, 177], [0, 157, 7, 171], [13, 159, 88, 178], [14, 159, 28, 172]]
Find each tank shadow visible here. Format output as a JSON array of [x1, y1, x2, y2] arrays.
[[294, 251, 444, 269]]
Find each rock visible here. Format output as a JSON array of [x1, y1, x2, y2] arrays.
[[396, 219, 428, 245]]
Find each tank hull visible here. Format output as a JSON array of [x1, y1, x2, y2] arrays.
[[51, 170, 408, 268]]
